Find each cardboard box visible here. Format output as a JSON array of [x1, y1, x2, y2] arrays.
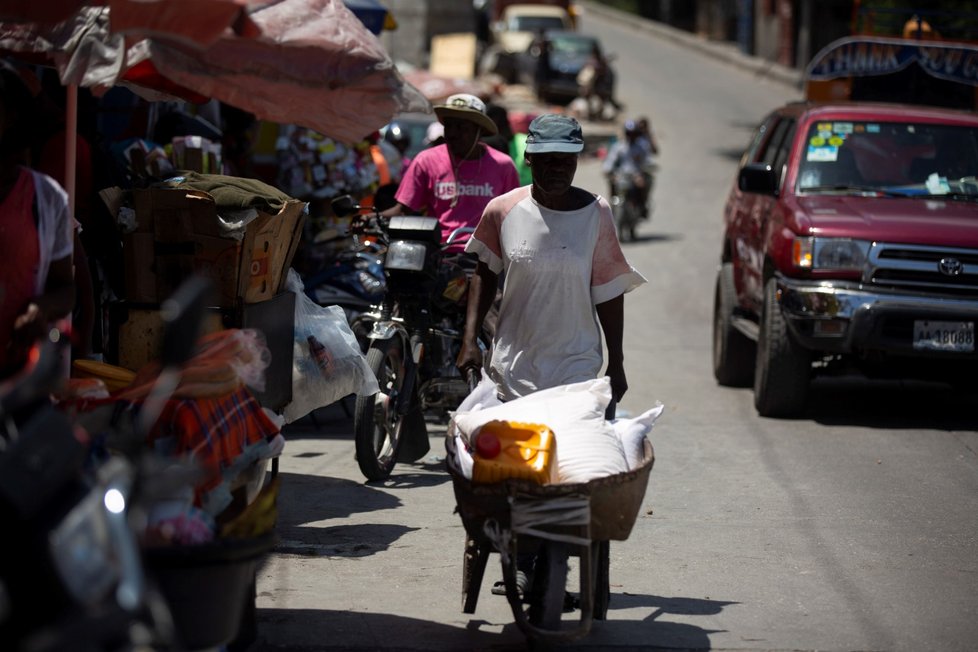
[[123, 187, 306, 307], [112, 293, 295, 403], [114, 305, 225, 372]]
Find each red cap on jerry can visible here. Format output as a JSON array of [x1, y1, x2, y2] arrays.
[[475, 432, 501, 459]]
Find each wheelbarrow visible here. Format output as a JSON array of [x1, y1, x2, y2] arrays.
[[445, 433, 654, 644]]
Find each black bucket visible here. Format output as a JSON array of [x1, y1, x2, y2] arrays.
[[143, 532, 277, 650]]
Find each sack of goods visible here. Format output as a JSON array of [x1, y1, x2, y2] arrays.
[[450, 375, 662, 485]]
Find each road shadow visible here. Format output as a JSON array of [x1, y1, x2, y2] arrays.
[[251, 608, 526, 651], [272, 523, 419, 558], [806, 377, 978, 430], [712, 146, 746, 161], [250, 593, 731, 650], [373, 460, 455, 490], [276, 471, 401, 524], [621, 232, 683, 245]]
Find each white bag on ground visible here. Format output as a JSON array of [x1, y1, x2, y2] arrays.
[[452, 377, 629, 484], [282, 269, 379, 423]]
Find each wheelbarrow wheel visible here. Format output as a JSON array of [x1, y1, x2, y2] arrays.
[[527, 542, 569, 630], [592, 541, 610, 620]]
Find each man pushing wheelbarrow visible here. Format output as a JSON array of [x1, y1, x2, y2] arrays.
[[449, 115, 659, 643]]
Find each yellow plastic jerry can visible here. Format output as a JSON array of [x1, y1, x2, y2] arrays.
[[471, 420, 556, 485]]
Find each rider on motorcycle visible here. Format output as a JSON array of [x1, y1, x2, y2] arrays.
[[602, 119, 656, 219], [381, 94, 520, 252]]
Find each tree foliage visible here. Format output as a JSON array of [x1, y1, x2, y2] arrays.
[[855, 0, 978, 40]]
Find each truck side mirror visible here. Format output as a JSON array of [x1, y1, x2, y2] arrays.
[[739, 163, 779, 195]]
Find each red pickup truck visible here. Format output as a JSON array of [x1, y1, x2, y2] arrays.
[[713, 38, 978, 417]]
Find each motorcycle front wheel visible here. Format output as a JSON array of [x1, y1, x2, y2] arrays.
[[355, 338, 413, 480]]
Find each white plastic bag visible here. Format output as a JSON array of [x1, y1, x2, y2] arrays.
[[282, 269, 379, 423], [611, 403, 663, 470], [452, 377, 630, 484]]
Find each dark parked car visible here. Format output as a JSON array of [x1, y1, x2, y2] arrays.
[[516, 30, 613, 104], [713, 100, 978, 417]]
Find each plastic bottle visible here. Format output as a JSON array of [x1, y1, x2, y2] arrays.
[[308, 335, 331, 375]]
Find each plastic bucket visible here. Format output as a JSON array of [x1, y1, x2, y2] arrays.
[[143, 533, 276, 650]]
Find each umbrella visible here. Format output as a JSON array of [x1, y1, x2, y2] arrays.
[[0, 0, 428, 142], [401, 67, 493, 104]]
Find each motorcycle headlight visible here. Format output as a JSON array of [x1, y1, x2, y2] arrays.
[[49, 489, 119, 605], [793, 237, 871, 271], [385, 240, 429, 272]]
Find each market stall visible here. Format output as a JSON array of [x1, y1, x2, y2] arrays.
[[0, 0, 429, 647]]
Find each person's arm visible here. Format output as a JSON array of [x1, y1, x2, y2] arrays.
[[455, 260, 498, 376], [72, 232, 95, 358], [595, 294, 626, 402], [379, 202, 407, 219], [13, 254, 75, 344]]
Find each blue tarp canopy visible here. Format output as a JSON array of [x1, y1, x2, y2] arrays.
[[344, 0, 392, 35]]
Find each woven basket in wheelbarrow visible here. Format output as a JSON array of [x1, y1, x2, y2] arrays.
[[445, 435, 654, 542]]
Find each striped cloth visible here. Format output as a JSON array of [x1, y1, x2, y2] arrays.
[[146, 386, 281, 515]]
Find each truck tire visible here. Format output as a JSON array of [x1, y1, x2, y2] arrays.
[[753, 278, 810, 417], [712, 263, 754, 387]]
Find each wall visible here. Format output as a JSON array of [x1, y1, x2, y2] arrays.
[[380, 0, 476, 68]]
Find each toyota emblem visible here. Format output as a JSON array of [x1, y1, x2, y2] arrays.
[[938, 257, 964, 276]]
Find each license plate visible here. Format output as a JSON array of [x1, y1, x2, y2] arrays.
[[912, 320, 975, 352]]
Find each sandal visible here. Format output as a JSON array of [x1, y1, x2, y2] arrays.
[[490, 571, 529, 598]]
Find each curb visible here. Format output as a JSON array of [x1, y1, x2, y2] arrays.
[[579, 1, 803, 90]]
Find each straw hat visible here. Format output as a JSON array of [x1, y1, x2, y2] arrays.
[[433, 93, 498, 135]]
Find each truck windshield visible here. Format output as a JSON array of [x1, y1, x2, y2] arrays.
[[797, 121, 978, 197]]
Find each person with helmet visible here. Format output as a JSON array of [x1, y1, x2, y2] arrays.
[[384, 94, 519, 251], [602, 119, 655, 219], [383, 120, 413, 173]]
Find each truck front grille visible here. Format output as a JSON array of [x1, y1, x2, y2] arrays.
[[867, 243, 978, 297]]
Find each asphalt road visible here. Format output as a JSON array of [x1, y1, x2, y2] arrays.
[[253, 6, 978, 651]]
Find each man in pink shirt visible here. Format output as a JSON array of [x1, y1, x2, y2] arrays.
[[387, 94, 519, 251]]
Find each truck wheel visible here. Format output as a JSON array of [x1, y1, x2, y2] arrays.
[[712, 263, 754, 387], [753, 278, 810, 417]]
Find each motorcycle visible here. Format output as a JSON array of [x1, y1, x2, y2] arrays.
[[0, 278, 211, 652], [609, 158, 657, 243], [330, 195, 489, 481], [303, 245, 386, 351]]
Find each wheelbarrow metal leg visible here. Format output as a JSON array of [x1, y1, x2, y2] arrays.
[[591, 540, 610, 620], [462, 536, 490, 614]]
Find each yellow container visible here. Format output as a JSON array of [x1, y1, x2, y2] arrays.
[[471, 420, 556, 485]]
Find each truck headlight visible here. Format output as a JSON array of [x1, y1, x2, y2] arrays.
[[385, 240, 429, 271], [793, 237, 871, 271]]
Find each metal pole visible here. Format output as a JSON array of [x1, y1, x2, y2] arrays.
[[65, 84, 78, 216]]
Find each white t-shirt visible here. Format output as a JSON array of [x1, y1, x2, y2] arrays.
[[465, 186, 646, 400], [30, 169, 74, 294]]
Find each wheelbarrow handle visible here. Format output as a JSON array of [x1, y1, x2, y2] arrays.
[[464, 366, 480, 393]]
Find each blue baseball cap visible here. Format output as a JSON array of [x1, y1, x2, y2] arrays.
[[524, 114, 584, 154]]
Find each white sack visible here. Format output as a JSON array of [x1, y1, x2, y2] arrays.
[[452, 377, 629, 484]]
